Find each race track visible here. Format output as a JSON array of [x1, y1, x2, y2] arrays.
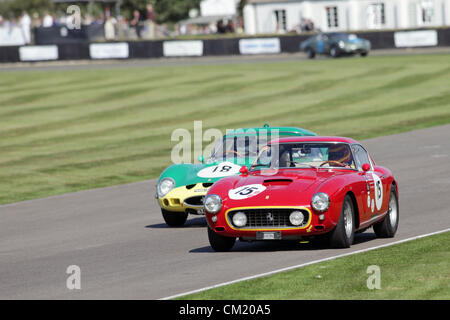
[[2, 47, 450, 72], [0, 124, 449, 299]]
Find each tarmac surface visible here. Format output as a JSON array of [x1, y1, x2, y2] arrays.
[[1, 46, 450, 72], [0, 124, 449, 299]]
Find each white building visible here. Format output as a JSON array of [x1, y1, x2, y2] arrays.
[[243, 0, 450, 34], [180, 0, 239, 32], [201, 0, 240, 16]]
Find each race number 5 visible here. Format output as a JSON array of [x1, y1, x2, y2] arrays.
[[373, 173, 383, 211], [367, 173, 384, 212], [228, 184, 266, 200]]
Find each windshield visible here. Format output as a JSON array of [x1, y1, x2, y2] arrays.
[[210, 135, 268, 162], [251, 142, 357, 170], [332, 33, 357, 40]]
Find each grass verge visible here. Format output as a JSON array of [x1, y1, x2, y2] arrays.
[[177, 231, 450, 300], [1, 54, 450, 204]]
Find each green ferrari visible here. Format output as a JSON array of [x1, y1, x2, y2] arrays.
[[300, 33, 371, 59], [156, 125, 317, 226]]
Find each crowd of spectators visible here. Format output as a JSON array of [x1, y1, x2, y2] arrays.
[[0, 5, 244, 45], [0, 5, 167, 43]]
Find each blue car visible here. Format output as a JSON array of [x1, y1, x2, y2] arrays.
[[300, 33, 371, 59]]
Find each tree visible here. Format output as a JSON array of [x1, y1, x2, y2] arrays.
[[0, 0, 53, 18], [121, 0, 201, 24]]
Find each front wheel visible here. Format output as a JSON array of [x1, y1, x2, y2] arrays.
[[329, 195, 355, 248], [306, 48, 316, 59], [208, 227, 236, 252], [373, 185, 399, 238], [360, 51, 368, 57], [161, 209, 188, 227], [330, 45, 340, 58]]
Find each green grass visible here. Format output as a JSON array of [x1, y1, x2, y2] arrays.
[[178, 231, 450, 300], [1, 54, 450, 204]]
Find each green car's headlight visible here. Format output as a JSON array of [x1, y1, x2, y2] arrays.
[[157, 178, 175, 198], [204, 194, 222, 214], [311, 193, 330, 212]]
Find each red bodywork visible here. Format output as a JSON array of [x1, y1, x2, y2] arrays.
[[205, 136, 398, 240]]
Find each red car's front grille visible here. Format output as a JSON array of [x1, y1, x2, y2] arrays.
[[227, 208, 309, 229]]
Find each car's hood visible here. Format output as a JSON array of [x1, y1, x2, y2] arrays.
[[222, 168, 352, 206]]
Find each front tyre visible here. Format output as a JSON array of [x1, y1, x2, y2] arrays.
[[373, 185, 399, 238], [208, 227, 236, 252], [161, 209, 188, 227], [360, 51, 368, 57], [306, 47, 316, 59], [329, 195, 355, 248], [330, 45, 340, 58]]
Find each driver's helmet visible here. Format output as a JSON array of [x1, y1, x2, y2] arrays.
[[328, 145, 352, 164]]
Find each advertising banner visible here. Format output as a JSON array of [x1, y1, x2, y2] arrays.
[[239, 38, 281, 55], [89, 42, 129, 59], [19, 45, 58, 61], [394, 30, 438, 47], [163, 40, 204, 57]]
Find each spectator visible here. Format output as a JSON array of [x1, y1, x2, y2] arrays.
[[83, 14, 93, 26], [216, 20, 226, 34], [19, 11, 31, 44], [145, 4, 156, 39], [225, 20, 235, 33], [236, 18, 244, 34], [104, 15, 117, 40], [130, 10, 142, 38], [32, 12, 41, 28], [42, 11, 53, 27]]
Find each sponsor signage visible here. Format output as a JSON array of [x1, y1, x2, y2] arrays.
[[163, 40, 204, 57], [239, 38, 281, 55], [89, 42, 129, 59], [19, 45, 58, 61], [394, 30, 438, 48]]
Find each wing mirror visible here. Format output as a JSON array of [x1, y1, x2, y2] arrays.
[[198, 155, 205, 164], [362, 163, 371, 172], [239, 165, 249, 176]]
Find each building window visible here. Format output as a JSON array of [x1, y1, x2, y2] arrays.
[[421, 0, 434, 24], [367, 3, 386, 28], [274, 10, 287, 32], [326, 6, 338, 28]]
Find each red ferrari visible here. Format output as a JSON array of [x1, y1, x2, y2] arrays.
[[204, 136, 399, 251]]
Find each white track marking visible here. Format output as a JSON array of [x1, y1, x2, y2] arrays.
[[160, 228, 450, 300]]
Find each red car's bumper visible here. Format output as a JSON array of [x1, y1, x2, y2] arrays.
[[206, 205, 339, 240]]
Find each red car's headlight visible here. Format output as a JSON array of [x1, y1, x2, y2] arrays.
[[204, 194, 222, 214], [311, 193, 330, 212]]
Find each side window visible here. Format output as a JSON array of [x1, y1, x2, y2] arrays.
[[352, 145, 371, 170]]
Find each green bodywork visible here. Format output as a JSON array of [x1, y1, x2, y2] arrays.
[[158, 126, 317, 188]]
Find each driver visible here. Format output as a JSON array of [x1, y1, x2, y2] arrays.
[[327, 145, 354, 168]]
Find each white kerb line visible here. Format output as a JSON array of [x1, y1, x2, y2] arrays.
[[160, 228, 450, 300]]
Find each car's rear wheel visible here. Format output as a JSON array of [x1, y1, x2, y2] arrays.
[[208, 227, 236, 252], [329, 195, 355, 248], [361, 51, 368, 57], [161, 209, 188, 227], [330, 45, 340, 58], [306, 47, 316, 59], [374, 185, 399, 238]]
